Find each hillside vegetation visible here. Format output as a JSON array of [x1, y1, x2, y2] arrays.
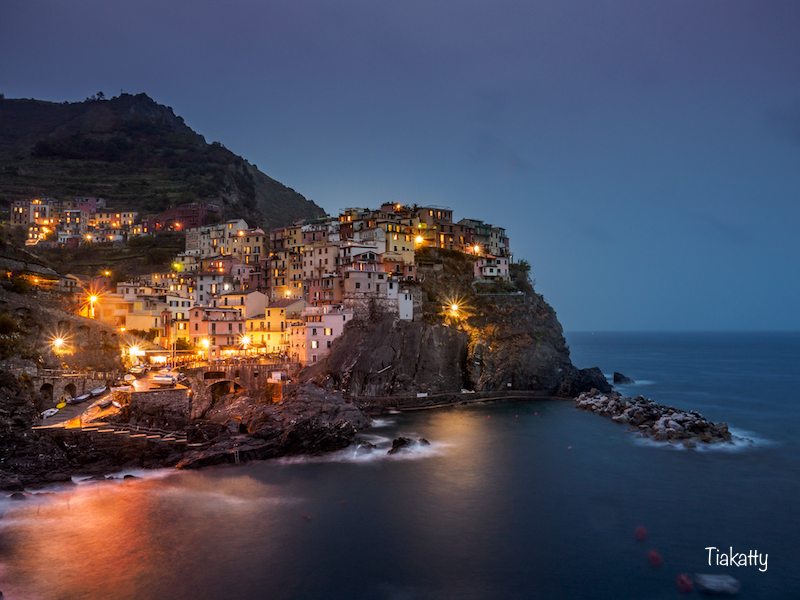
[[0, 93, 324, 229]]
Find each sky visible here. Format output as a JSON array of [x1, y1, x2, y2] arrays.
[[2, 0, 799, 331]]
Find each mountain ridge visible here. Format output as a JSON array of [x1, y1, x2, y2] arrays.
[[0, 93, 325, 229]]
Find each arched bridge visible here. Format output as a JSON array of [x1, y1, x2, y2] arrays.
[[184, 361, 299, 393], [29, 369, 119, 402]]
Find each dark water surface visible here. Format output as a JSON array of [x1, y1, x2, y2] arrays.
[[1, 332, 798, 599]]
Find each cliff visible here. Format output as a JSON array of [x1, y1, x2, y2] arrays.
[[302, 249, 610, 400]]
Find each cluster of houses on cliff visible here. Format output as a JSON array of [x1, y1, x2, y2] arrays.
[[20, 201, 512, 366]]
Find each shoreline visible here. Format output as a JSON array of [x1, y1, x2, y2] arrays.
[[3, 387, 744, 495]]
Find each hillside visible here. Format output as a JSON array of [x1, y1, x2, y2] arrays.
[[0, 93, 324, 228]]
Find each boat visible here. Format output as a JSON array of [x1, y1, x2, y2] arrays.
[[97, 399, 112, 409], [41, 408, 59, 418], [111, 401, 122, 408], [67, 393, 92, 404], [89, 386, 108, 396], [123, 374, 136, 383], [151, 374, 176, 386]]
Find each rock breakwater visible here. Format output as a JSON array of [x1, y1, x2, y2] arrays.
[[575, 389, 732, 446]]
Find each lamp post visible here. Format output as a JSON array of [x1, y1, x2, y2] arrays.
[[89, 295, 98, 319], [240, 334, 251, 357]]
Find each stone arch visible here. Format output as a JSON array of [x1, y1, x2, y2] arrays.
[[64, 383, 77, 398], [203, 371, 226, 380], [208, 380, 242, 399], [40, 383, 54, 401], [234, 369, 240, 378]]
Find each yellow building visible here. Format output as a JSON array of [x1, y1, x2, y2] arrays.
[[245, 298, 307, 354]]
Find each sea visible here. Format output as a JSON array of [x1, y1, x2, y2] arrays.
[[0, 331, 798, 600]]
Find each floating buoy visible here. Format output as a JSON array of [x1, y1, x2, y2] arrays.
[[647, 550, 663, 567], [56, 402, 66, 409], [635, 526, 648, 541], [675, 573, 693, 593], [515, 415, 518, 417]]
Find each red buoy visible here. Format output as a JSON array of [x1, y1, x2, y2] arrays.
[[635, 526, 648, 541], [647, 550, 663, 567], [675, 573, 693, 593]]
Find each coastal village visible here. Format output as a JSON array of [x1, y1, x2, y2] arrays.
[[8, 197, 512, 368]]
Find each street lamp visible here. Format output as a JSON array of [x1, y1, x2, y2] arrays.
[[240, 334, 251, 356], [201, 338, 210, 362], [89, 295, 98, 319]]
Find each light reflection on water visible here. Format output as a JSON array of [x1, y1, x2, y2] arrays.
[[2, 332, 800, 600]]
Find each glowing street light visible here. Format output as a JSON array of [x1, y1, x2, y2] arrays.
[[415, 236, 424, 245], [201, 338, 211, 362], [52, 337, 64, 348], [240, 334, 251, 355], [89, 295, 98, 318], [450, 303, 460, 315]]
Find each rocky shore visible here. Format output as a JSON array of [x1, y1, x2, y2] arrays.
[[575, 389, 733, 447]]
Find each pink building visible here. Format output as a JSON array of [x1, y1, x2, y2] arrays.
[[289, 305, 354, 366], [474, 255, 509, 281], [189, 305, 245, 358]]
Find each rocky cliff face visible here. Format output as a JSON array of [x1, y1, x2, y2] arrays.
[[303, 291, 610, 399]]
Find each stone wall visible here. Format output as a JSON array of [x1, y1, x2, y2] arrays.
[[116, 387, 191, 429]]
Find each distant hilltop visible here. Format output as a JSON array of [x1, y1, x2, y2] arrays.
[[0, 93, 324, 230]]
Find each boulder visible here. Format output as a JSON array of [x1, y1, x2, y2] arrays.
[[388, 437, 413, 455], [613, 372, 635, 384], [693, 574, 741, 595]]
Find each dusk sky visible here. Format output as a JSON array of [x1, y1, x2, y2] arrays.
[[2, 0, 799, 331]]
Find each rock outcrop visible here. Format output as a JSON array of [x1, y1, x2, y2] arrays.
[[613, 372, 635, 384], [575, 389, 733, 445], [303, 307, 610, 400], [176, 383, 369, 469]]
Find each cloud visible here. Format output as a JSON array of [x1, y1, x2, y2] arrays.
[[686, 210, 758, 247], [469, 130, 532, 177]]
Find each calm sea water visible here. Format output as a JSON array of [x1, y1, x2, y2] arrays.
[[1, 332, 798, 600]]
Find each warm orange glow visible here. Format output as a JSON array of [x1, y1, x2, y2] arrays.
[[52, 337, 64, 348], [201, 339, 210, 348], [473, 245, 480, 253]]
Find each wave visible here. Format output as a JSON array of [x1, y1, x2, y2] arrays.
[[277, 439, 451, 465], [631, 427, 775, 453], [368, 418, 396, 428]]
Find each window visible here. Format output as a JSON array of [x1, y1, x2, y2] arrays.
[[327, 340, 332, 348], [312, 328, 317, 335], [324, 328, 332, 335], [311, 340, 319, 349]]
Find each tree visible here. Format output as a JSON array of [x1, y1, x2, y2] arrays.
[[97, 91, 105, 100]]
